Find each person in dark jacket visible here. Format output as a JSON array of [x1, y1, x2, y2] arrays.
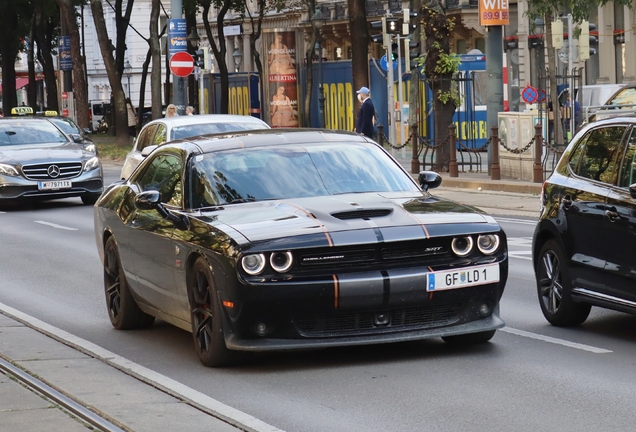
[[355, 86, 375, 138]]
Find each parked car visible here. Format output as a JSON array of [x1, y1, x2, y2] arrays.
[[119, 114, 270, 179], [95, 129, 509, 367], [89, 100, 110, 132], [0, 114, 103, 205], [584, 84, 636, 123], [580, 83, 625, 118], [533, 117, 636, 326], [45, 115, 98, 155]]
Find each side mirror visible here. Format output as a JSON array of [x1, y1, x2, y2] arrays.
[[83, 128, 92, 135], [418, 171, 442, 191], [141, 145, 158, 157], [134, 190, 162, 210], [630, 183, 636, 200], [71, 133, 83, 143]]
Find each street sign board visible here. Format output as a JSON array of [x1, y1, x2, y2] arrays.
[[380, 54, 397, 72], [168, 18, 187, 56], [58, 36, 72, 71], [170, 51, 195, 77]]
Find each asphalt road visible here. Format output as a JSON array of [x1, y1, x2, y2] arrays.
[[1, 165, 636, 432]]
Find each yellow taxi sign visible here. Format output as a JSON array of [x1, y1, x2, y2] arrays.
[[11, 106, 34, 115], [44, 110, 58, 116]]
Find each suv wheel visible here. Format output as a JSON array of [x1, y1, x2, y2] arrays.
[[536, 239, 591, 326]]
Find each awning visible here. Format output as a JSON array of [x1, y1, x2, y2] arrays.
[[0, 77, 38, 93]]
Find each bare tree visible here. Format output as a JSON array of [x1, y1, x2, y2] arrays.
[[91, 0, 129, 147], [150, 0, 163, 120], [34, 1, 60, 111], [348, 0, 369, 118], [58, 0, 90, 129]]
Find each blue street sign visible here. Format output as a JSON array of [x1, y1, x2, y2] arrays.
[[58, 36, 72, 71], [168, 19, 188, 56], [380, 54, 397, 72]]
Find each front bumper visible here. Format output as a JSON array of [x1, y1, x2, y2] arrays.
[[0, 167, 103, 200], [219, 259, 508, 351]]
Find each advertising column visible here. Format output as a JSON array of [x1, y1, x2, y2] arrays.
[[265, 31, 299, 128]]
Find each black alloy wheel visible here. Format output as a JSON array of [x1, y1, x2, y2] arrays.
[[103, 236, 155, 330], [189, 257, 235, 367], [536, 239, 591, 326]]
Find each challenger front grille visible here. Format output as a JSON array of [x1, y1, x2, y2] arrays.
[[293, 303, 462, 337], [22, 162, 83, 180]]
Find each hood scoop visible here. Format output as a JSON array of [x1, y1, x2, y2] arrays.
[[331, 209, 393, 220]]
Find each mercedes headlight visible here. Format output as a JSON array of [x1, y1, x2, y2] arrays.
[[84, 144, 97, 154], [84, 156, 100, 172], [0, 163, 19, 176]]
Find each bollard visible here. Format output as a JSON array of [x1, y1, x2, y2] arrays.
[[411, 123, 419, 174], [491, 126, 501, 180], [449, 124, 458, 177], [533, 123, 544, 183], [377, 124, 384, 147]]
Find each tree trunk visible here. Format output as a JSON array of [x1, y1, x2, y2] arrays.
[[28, 14, 37, 109], [545, 13, 562, 146], [91, 0, 129, 147], [302, 0, 317, 128], [185, 7, 197, 111], [34, 4, 59, 112], [150, 0, 163, 120], [1, 1, 19, 113], [137, 49, 152, 135], [201, 1, 231, 113], [348, 0, 369, 121], [59, 0, 89, 129], [408, 0, 422, 132]]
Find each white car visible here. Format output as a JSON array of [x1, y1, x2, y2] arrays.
[[120, 114, 270, 179]]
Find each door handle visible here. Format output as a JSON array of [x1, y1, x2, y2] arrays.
[[605, 206, 619, 222], [562, 195, 572, 209]]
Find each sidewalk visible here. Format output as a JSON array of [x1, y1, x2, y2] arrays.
[[0, 307, 259, 432]]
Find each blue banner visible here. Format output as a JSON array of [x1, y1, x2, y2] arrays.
[[58, 36, 72, 71], [168, 19, 188, 56]]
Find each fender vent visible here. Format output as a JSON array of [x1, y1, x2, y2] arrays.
[[331, 209, 392, 220]]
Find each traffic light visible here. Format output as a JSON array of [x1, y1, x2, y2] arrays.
[[407, 40, 422, 72], [194, 49, 204, 68], [578, 21, 597, 61], [386, 17, 400, 34]]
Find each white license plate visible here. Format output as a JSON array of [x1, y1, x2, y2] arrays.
[[427, 263, 500, 292], [38, 180, 72, 190]]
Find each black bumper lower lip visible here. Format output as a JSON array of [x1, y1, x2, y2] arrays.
[[224, 311, 505, 351], [0, 179, 103, 200]]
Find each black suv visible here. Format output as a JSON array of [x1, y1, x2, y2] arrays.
[[533, 117, 636, 326]]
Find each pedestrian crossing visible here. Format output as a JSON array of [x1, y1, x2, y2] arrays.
[[507, 236, 532, 261]]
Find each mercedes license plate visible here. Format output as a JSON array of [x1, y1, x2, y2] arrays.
[[38, 180, 72, 190], [427, 263, 500, 292]]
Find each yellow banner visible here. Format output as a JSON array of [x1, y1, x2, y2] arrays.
[[479, 0, 509, 26]]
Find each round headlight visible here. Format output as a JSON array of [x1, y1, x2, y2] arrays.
[[451, 236, 474, 257], [270, 251, 293, 273], [241, 254, 266, 275], [477, 234, 500, 255]]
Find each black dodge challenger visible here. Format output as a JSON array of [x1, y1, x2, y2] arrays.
[[94, 129, 508, 366]]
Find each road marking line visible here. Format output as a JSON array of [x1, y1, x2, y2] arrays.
[[495, 217, 537, 225], [0, 302, 285, 432], [501, 327, 612, 353], [34, 220, 78, 231]]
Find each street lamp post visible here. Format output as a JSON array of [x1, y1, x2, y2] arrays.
[[233, 48, 243, 73], [311, 8, 327, 129], [124, 60, 132, 99]]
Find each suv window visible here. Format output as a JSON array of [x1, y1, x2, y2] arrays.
[[572, 126, 625, 183], [619, 128, 636, 187], [154, 124, 168, 145], [137, 154, 183, 207]]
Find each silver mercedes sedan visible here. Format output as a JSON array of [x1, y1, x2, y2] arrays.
[[0, 117, 103, 205], [120, 114, 270, 179]]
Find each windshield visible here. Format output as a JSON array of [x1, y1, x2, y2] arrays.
[[48, 118, 80, 135], [609, 88, 636, 106], [172, 122, 267, 140], [189, 142, 418, 208], [0, 120, 68, 146]]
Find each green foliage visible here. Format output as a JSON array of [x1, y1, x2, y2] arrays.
[[526, 0, 633, 23], [434, 52, 461, 75]]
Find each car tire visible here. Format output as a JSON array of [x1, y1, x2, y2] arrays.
[[103, 236, 155, 330], [188, 257, 236, 367], [81, 193, 101, 205], [536, 239, 591, 326], [442, 329, 496, 345]]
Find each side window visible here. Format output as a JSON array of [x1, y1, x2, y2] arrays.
[[136, 125, 157, 152], [573, 126, 625, 183], [568, 132, 590, 173], [619, 128, 636, 187], [154, 124, 167, 145], [136, 154, 183, 207]]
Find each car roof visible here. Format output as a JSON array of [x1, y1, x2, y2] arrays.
[[162, 129, 374, 154], [145, 114, 269, 128]]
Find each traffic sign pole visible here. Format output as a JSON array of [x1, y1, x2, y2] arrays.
[[170, 0, 185, 115]]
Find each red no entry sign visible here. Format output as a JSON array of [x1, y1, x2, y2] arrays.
[[170, 51, 194, 77]]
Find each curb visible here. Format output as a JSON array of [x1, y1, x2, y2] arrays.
[[440, 176, 543, 195]]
